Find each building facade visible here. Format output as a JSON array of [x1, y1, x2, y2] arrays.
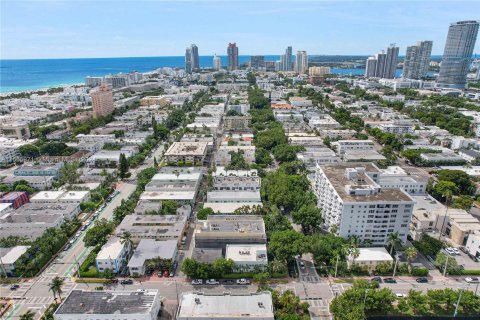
[[295, 51, 308, 74], [91, 83, 115, 119], [403, 41, 433, 79], [228, 43, 239, 70], [437, 20, 480, 89], [314, 164, 414, 245]]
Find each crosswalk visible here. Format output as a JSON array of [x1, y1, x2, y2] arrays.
[[18, 296, 53, 305], [301, 275, 320, 283], [303, 298, 332, 320]]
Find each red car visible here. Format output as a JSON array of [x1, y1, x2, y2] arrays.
[[163, 270, 169, 277]]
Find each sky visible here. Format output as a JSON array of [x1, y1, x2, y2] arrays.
[[1, 0, 480, 59]]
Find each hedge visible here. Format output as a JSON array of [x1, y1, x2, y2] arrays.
[[460, 269, 480, 276], [411, 267, 429, 276], [75, 278, 115, 284]]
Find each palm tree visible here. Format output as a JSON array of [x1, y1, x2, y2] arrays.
[[120, 231, 133, 255], [405, 247, 418, 273], [20, 310, 35, 320], [49, 276, 65, 302], [387, 232, 402, 256]]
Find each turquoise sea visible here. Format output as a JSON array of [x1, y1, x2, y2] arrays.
[[0, 55, 403, 93]]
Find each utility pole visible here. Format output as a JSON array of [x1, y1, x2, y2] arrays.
[[335, 255, 340, 278], [453, 287, 464, 317], [443, 255, 449, 277]]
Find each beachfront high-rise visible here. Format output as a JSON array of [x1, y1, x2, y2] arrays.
[[365, 44, 399, 79], [278, 46, 293, 71], [91, 83, 114, 119], [250, 55, 265, 70], [227, 43, 239, 70], [437, 20, 480, 89], [295, 50, 308, 74], [403, 41, 433, 79], [185, 44, 199, 74], [213, 54, 221, 70]]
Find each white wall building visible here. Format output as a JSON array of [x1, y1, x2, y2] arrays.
[[96, 237, 129, 273], [314, 164, 414, 245]]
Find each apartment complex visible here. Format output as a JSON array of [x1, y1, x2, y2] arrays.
[[314, 164, 414, 245], [90, 83, 115, 118], [164, 141, 208, 165]]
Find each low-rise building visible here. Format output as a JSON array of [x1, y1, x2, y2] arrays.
[[215, 146, 255, 166], [465, 232, 480, 259], [0, 202, 81, 240], [224, 115, 252, 132], [176, 292, 274, 320], [206, 191, 261, 203], [194, 215, 267, 250], [0, 245, 30, 276], [202, 202, 263, 214], [0, 191, 29, 209], [54, 289, 161, 320], [96, 237, 129, 274], [115, 208, 189, 243], [225, 244, 268, 272], [14, 162, 63, 178], [164, 142, 208, 166], [331, 140, 375, 155], [347, 247, 394, 272], [320, 129, 357, 140], [127, 239, 177, 276]]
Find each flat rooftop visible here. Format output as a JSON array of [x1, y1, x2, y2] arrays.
[[225, 244, 267, 263], [128, 239, 177, 269], [55, 290, 159, 315], [0, 245, 30, 264], [203, 202, 263, 214], [191, 248, 223, 263], [353, 247, 394, 262], [165, 141, 208, 156], [115, 212, 188, 239], [195, 215, 266, 238], [177, 292, 274, 319], [319, 163, 414, 203]]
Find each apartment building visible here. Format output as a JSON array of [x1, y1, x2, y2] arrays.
[[164, 142, 208, 166], [96, 237, 129, 273], [224, 115, 252, 132], [331, 140, 375, 155], [194, 215, 267, 250], [215, 146, 255, 166], [314, 163, 414, 245]]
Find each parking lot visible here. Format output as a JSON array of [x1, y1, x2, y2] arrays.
[[444, 248, 480, 271]]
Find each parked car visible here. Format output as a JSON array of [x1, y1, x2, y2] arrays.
[[157, 271, 163, 277], [69, 238, 76, 244], [120, 279, 133, 285], [465, 277, 480, 283], [163, 270, 169, 277], [80, 225, 87, 231], [223, 279, 235, 285], [459, 246, 468, 254], [371, 277, 383, 283], [63, 244, 71, 251], [395, 293, 406, 298], [10, 284, 20, 290], [383, 278, 397, 283], [191, 279, 203, 285], [206, 279, 220, 285], [169, 271, 174, 277], [236, 278, 250, 285], [416, 277, 428, 283], [445, 247, 456, 256], [75, 231, 82, 237], [85, 220, 91, 226]]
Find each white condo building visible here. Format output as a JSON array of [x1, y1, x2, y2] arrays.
[[314, 163, 414, 245]]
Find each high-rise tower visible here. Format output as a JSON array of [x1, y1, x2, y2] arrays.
[[227, 43, 239, 70], [437, 21, 479, 89], [403, 41, 433, 79]]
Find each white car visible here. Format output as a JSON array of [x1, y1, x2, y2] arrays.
[[445, 248, 456, 255], [395, 293, 406, 298], [236, 278, 250, 285], [191, 279, 203, 285], [465, 277, 480, 283], [85, 220, 91, 226], [206, 279, 219, 285], [452, 248, 460, 255]]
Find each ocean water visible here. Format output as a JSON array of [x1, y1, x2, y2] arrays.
[[1, 55, 404, 93]]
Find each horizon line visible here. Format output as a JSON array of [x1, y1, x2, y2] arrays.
[[0, 53, 454, 61]]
